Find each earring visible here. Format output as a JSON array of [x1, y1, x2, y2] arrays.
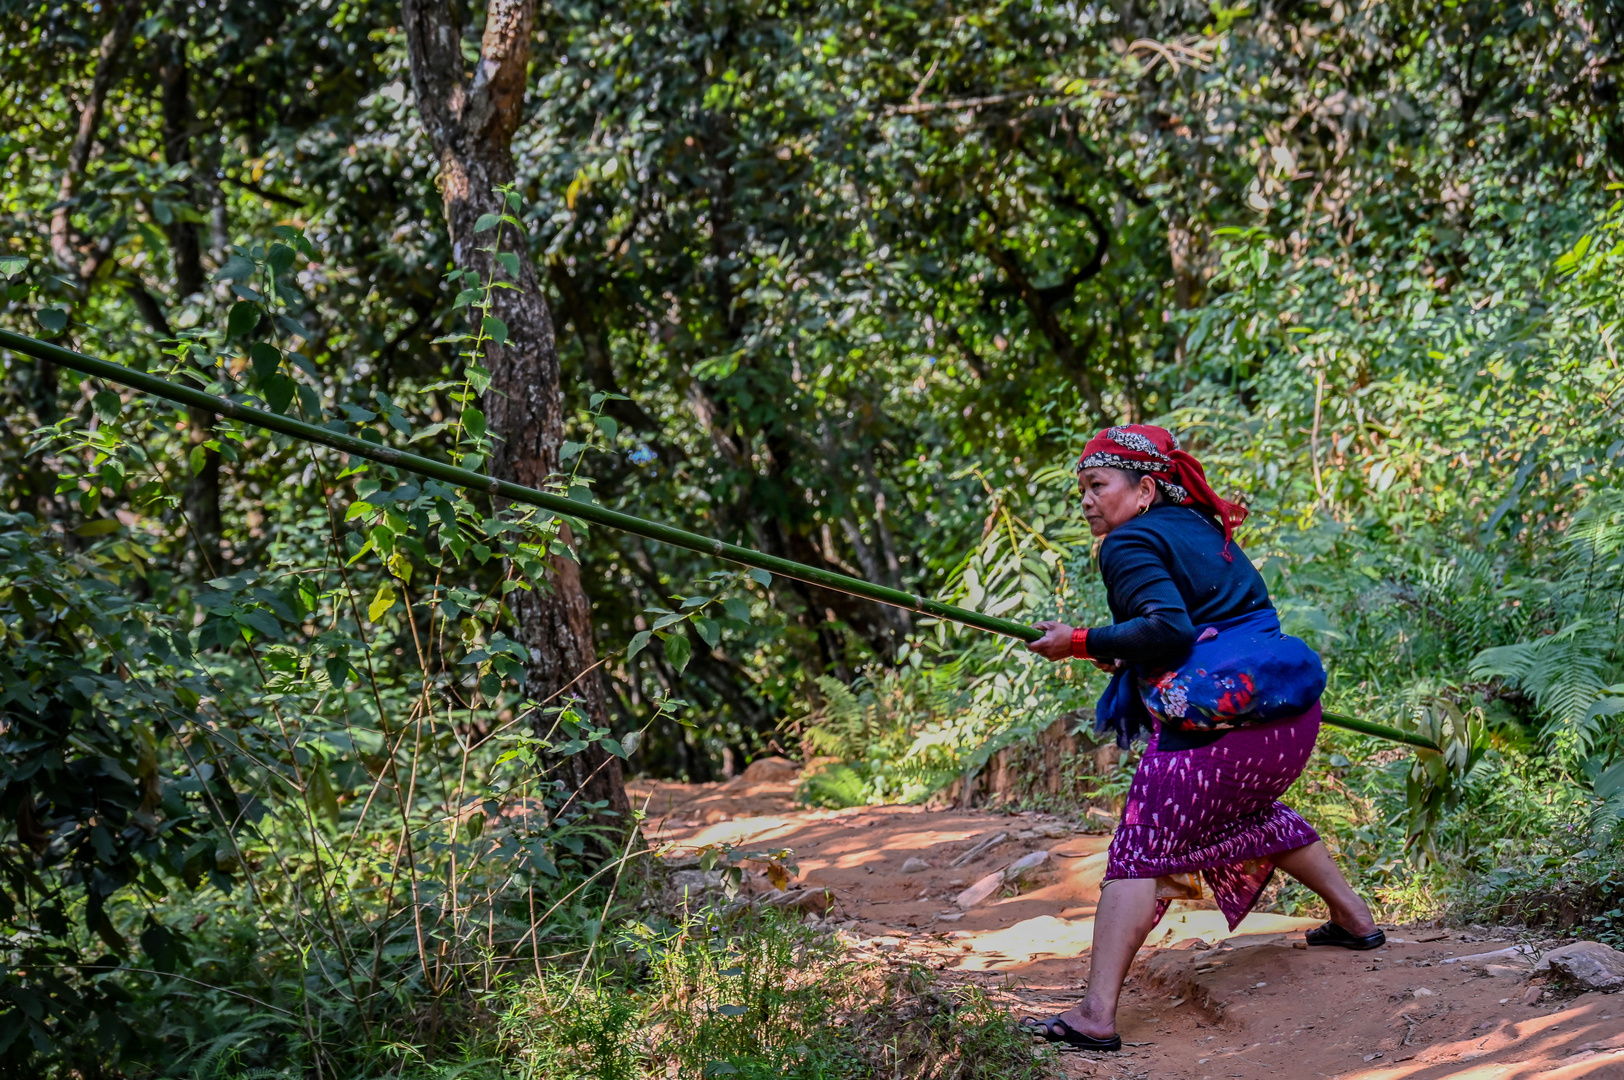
[[1137, 504, 1149, 516]]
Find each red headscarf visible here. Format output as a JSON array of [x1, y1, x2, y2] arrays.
[[1077, 425, 1248, 557]]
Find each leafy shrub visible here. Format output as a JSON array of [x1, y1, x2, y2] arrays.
[[494, 911, 1053, 1080]]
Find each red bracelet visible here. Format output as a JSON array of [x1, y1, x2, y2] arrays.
[[1070, 627, 1092, 660]]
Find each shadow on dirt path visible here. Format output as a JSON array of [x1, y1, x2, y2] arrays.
[[630, 772, 1624, 1078]]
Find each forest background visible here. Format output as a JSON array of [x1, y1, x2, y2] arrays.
[[2, 0, 1624, 1076]]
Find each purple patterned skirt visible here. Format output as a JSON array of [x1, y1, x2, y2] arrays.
[[1104, 703, 1322, 930]]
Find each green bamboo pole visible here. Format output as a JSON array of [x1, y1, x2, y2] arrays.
[[0, 329, 1440, 752]]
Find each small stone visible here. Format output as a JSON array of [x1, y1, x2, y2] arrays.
[[1535, 941, 1624, 993], [1007, 849, 1051, 881], [1412, 987, 1435, 998], [955, 869, 1007, 909], [1255, 981, 1267, 988], [1523, 985, 1544, 1005], [741, 756, 801, 782], [671, 869, 726, 890], [901, 857, 932, 873]]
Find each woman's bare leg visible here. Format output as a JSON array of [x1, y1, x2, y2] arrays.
[[1052, 877, 1159, 1038], [1272, 841, 1378, 935]]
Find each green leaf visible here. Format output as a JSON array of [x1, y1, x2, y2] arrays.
[[72, 519, 121, 537], [404, 421, 446, 444], [463, 407, 487, 441], [227, 300, 259, 338], [296, 382, 321, 418], [262, 373, 295, 414], [664, 631, 691, 673], [481, 315, 509, 345], [723, 597, 752, 623], [693, 617, 720, 649], [560, 440, 586, 461], [189, 445, 208, 476], [474, 213, 502, 232], [267, 242, 296, 275], [0, 255, 26, 276], [92, 389, 122, 423], [495, 251, 521, 276], [213, 254, 257, 282], [368, 584, 397, 622], [249, 341, 282, 381], [596, 415, 619, 441], [36, 307, 68, 333], [237, 610, 282, 639], [748, 568, 772, 587], [627, 630, 652, 659]]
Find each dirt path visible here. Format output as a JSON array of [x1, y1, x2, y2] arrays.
[[631, 770, 1624, 1078]]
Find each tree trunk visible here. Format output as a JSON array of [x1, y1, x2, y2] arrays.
[[156, 34, 224, 575], [403, 0, 631, 835]]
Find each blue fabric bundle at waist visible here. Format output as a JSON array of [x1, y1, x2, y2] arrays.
[[1095, 608, 1327, 750]]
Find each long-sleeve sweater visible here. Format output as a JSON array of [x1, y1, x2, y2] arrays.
[[1081, 505, 1276, 751], [1084, 503, 1273, 669]]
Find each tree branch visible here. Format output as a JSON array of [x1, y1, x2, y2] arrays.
[[50, 0, 141, 280], [981, 241, 1109, 424], [220, 173, 307, 208]]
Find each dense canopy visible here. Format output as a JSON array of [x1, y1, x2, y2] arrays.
[[1, 0, 1623, 1074]]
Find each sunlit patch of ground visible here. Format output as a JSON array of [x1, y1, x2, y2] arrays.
[[632, 775, 1624, 1078]]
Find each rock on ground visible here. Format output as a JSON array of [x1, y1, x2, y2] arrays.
[[1537, 941, 1624, 992], [956, 870, 1007, 910], [742, 756, 801, 783]]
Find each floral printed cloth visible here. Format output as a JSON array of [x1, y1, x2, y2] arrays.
[[1104, 704, 1323, 930], [1095, 607, 1326, 748]]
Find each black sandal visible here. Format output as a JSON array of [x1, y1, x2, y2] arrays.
[[1305, 921, 1386, 951], [1020, 1015, 1122, 1052]]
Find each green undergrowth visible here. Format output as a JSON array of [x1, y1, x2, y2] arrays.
[[408, 911, 1053, 1080]]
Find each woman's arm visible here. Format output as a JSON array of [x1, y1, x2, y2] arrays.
[[1027, 620, 1121, 669], [1084, 532, 1196, 666]]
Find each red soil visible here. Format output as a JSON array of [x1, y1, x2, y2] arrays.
[[630, 771, 1624, 1078]]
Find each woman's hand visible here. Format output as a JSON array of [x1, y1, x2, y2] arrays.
[[1027, 621, 1077, 661], [1027, 621, 1125, 671]]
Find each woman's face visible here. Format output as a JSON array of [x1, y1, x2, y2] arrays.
[[1078, 467, 1157, 537]]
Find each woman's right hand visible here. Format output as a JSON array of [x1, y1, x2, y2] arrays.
[[1027, 621, 1125, 670], [1027, 621, 1077, 661]]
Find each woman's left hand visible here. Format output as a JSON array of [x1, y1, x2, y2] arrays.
[[1027, 621, 1076, 661]]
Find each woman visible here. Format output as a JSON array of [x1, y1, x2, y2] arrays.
[[1020, 425, 1382, 1053]]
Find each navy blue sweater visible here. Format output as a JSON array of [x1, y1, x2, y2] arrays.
[[1084, 504, 1273, 669]]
